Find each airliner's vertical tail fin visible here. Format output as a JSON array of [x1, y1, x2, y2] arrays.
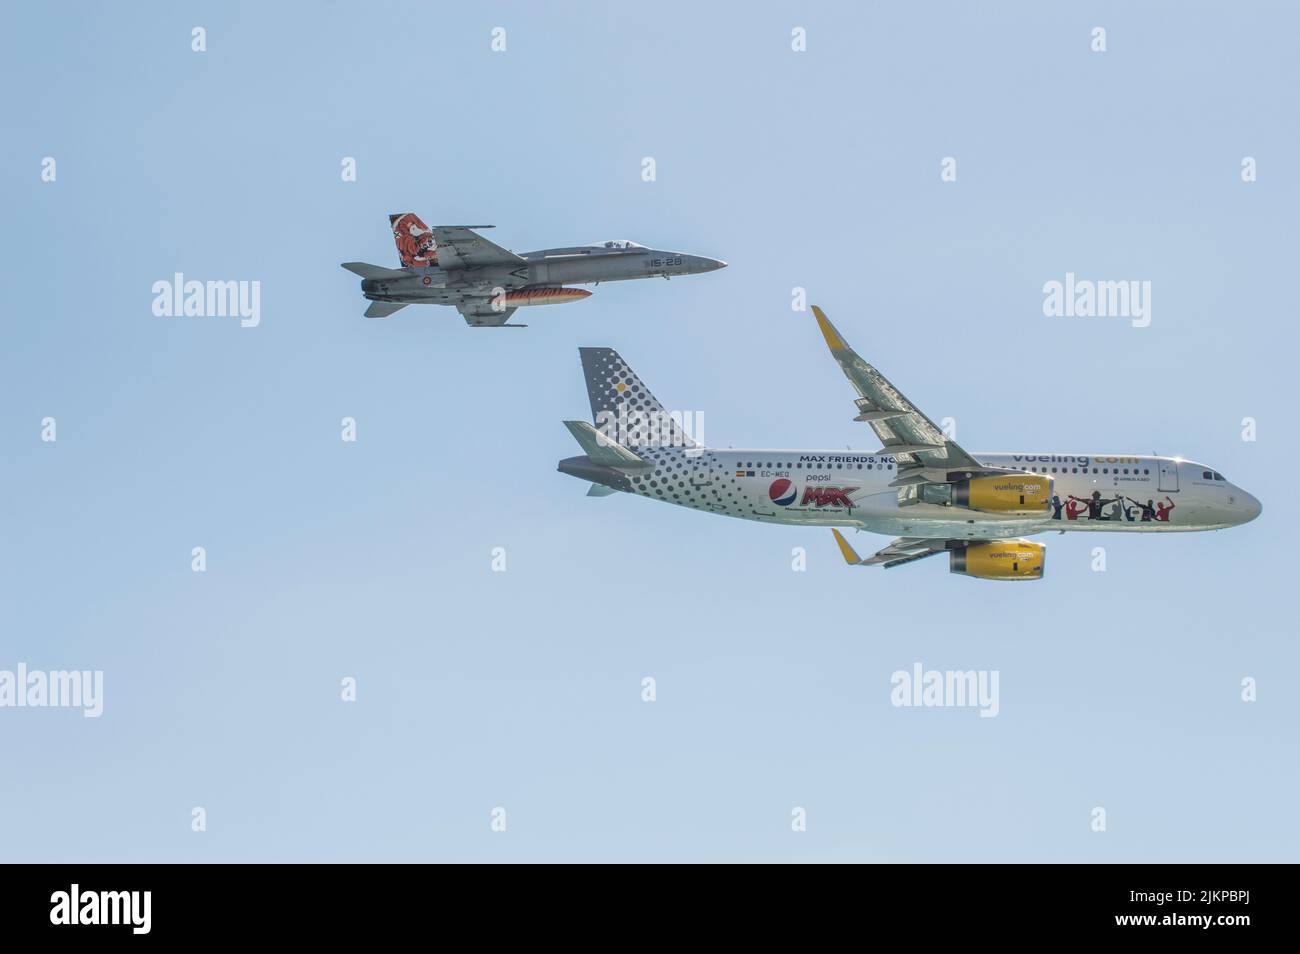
[[389, 212, 438, 267], [578, 348, 697, 449]]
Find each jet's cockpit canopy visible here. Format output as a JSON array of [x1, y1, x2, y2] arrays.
[[596, 240, 646, 250]]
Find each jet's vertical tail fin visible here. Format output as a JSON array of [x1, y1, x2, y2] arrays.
[[389, 212, 438, 268], [578, 348, 697, 449]]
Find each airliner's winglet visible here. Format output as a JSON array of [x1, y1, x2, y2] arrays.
[[831, 529, 864, 565], [563, 420, 652, 470], [812, 304, 851, 352]]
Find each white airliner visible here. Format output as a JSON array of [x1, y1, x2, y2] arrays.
[[558, 307, 1261, 580]]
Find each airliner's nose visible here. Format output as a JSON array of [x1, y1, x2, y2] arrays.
[[1237, 491, 1262, 524]]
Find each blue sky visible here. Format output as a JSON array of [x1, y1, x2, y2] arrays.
[[1, 1, 1296, 861]]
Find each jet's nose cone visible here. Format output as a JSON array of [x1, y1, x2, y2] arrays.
[[688, 256, 727, 273]]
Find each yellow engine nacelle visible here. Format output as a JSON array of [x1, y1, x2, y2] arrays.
[[949, 540, 1046, 580], [953, 475, 1052, 515]]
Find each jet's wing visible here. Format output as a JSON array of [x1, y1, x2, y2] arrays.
[[832, 529, 949, 569], [428, 226, 525, 269], [456, 303, 523, 327], [811, 306, 993, 481]]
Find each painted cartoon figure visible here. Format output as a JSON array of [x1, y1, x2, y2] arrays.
[[390, 212, 439, 268], [1051, 491, 1168, 523], [1128, 497, 1157, 522], [1070, 491, 1118, 520]]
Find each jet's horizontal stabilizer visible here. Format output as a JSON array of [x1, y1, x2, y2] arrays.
[[341, 262, 409, 280], [563, 420, 651, 470], [586, 483, 618, 497], [364, 301, 408, 319]]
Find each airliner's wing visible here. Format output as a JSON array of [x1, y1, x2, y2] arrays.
[[811, 306, 998, 483], [428, 226, 525, 269], [832, 529, 948, 568]]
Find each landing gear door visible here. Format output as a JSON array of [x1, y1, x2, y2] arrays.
[[1157, 459, 1179, 493]]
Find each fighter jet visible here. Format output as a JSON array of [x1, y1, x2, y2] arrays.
[[341, 213, 726, 327]]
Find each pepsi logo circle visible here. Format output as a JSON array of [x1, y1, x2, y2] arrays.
[[769, 478, 796, 506]]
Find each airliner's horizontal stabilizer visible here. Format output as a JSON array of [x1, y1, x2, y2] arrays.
[[563, 420, 651, 470], [586, 483, 618, 497]]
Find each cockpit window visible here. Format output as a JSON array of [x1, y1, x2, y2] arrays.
[[1202, 470, 1213, 480], [1213, 472, 1226, 481], [598, 240, 645, 250]]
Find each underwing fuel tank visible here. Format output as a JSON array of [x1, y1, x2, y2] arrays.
[[505, 287, 593, 307]]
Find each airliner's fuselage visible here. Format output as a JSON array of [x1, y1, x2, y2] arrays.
[[559, 448, 1262, 540]]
